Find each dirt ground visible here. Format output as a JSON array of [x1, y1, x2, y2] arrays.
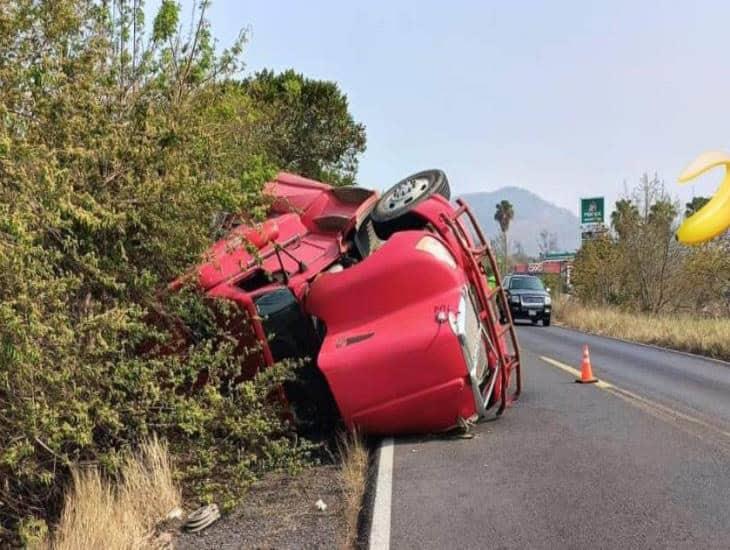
[[173, 465, 349, 549]]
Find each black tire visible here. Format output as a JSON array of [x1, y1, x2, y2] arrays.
[[543, 316, 551, 327], [531, 318, 539, 325], [371, 169, 450, 224]]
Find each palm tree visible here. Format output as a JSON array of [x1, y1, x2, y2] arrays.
[[494, 200, 514, 272], [610, 199, 639, 240]]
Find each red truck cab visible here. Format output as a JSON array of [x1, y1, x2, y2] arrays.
[[178, 170, 521, 435]]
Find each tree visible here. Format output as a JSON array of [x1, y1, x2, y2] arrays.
[[494, 200, 514, 272], [512, 241, 531, 264], [575, 172, 730, 315], [572, 235, 623, 305], [610, 199, 640, 240], [574, 173, 684, 313], [242, 69, 367, 185], [538, 229, 559, 257], [0, 1, 366, 542], [626, 174, 679, 312], [684, 196, 710, 218], [676, 242, 730, 314]]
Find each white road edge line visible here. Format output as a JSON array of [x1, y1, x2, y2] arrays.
[[369, 437, 394, 550]]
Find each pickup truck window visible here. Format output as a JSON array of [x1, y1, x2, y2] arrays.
[[509, 277, 544, 291]]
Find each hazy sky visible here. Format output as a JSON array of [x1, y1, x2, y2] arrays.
[[150, 1, 730, 215]]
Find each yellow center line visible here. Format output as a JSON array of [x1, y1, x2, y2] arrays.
[[539, 355, 730, 443]]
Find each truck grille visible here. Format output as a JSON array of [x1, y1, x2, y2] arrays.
[[463, 292, 488, 383], [521, 295, 544, 305]]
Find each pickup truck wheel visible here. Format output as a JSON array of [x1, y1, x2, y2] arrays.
[[371, 169, 450, 224], [543, 316, 551, 327]]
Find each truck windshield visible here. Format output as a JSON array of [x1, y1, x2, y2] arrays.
[[509, 277, 544, 290], [254, 288, 317, 361]]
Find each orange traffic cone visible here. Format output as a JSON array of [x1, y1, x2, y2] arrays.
[[576, 344, 598, 384]]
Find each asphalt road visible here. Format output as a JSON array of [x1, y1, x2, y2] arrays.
[[380, 324, 730, 549]]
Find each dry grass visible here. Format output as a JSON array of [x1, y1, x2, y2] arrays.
[[48, 437, 181, 550], [554, 296, 730, 362], [337, 432, 369, 549]]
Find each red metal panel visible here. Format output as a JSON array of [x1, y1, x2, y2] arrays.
[[306, 231, 475, 433], [542, 261, 562, 274], [177, 170, 521, 434]]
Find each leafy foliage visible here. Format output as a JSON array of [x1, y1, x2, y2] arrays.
[[493, 200, 514, 234], [573, 174, 729, 315], [684, 196, 710, 218], [494, 200, 515, 272], [242, 69, 367, 186], [537, 229, 558, 258], [0, 1, 364, 543]]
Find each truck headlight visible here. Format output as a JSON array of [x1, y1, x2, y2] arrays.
[[416, 236, 457, 269], [544, 296, 552, 305], [510, 295, 520, 304]]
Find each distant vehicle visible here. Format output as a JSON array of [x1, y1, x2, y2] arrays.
[[502, 274, 552, 326], [173, 170, 522, 435]]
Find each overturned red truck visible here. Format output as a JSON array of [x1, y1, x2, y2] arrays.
[[176, 170, 521, 435]]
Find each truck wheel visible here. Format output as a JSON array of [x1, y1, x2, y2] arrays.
[[371, 169, 450, 225], [543, 316, 551, 327]]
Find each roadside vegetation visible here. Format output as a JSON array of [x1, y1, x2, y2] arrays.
[[559, 174, 729, 359], [337, 433, 369, 548], [0, 0, 366, 545], [554, 296, 730, 361], [49, 438, 180, 550]]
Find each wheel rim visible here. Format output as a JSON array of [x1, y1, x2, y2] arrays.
[[383, 176, 431, 213]]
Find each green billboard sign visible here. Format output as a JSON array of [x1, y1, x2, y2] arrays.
[[581, 197, 604, 225]]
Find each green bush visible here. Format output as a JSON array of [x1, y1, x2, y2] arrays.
[[539, 273, 563, 296], [572, 175, 729, 315], [0, 1, 364, 543]]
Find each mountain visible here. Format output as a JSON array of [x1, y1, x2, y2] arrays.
[[460, 186, 580, 257]]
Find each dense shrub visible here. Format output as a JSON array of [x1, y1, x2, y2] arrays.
[[572, 174, 729, 315], [0, 1, 365, 543], [243, 69, 367, 186]]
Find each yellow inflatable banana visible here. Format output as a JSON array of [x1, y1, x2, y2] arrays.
[[676, 151, 730, 244]]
